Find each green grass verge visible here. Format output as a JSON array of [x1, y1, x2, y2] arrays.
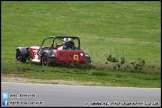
[[2, 61, 161, 88]]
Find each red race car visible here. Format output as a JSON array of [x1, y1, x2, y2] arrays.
[[16, 36, 91, 66]]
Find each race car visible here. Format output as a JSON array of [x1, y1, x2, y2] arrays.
[[16, 36, 91, 66]]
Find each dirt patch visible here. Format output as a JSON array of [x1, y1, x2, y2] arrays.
[[1, 74, 98, 86]]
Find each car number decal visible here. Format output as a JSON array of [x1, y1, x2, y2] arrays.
[[74, 55, 78, 61]]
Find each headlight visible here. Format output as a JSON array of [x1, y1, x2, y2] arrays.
[[80, 53, 83, 56]]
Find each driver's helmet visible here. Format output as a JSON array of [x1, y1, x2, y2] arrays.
[[63, 38, 71, 43]]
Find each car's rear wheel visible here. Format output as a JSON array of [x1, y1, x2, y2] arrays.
[[41, 53, 50, 66], [16, 49, 26, 62]]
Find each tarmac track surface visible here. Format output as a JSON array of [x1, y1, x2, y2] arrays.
[[1, 82, 161, 107]]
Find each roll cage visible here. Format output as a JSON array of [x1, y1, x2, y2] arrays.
[[40, 36, 81, 50]]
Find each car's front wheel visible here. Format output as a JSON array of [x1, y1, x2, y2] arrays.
[[41, 53, 50, 66]]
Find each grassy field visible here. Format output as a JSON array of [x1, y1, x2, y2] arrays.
[[1, 1, 161, 88]]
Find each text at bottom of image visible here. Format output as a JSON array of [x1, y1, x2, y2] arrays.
[[2, 100, 44, 106], [84, 101, 160, 106]]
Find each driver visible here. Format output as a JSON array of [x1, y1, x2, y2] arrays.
[[57, 38, 75, 50]]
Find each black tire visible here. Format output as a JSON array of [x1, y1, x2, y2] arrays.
[[85, 57, 91, 64], [16, 49, 26, 62], [41, 53, 50, 66]]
